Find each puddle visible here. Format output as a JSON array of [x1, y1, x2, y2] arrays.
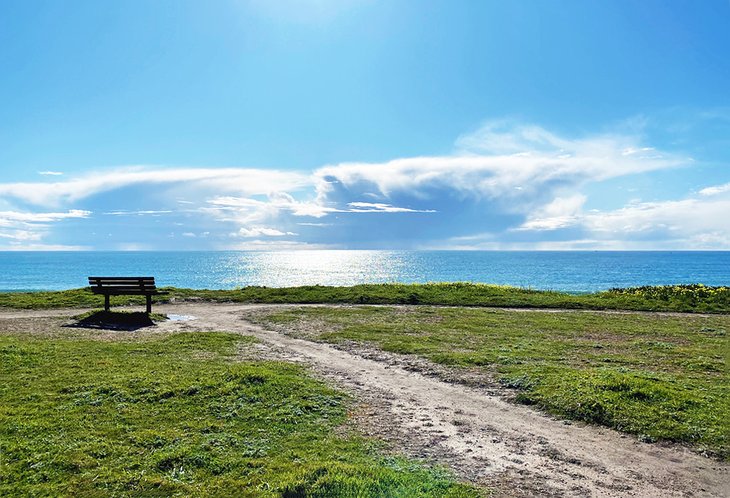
[[167, 314, 197, 322]]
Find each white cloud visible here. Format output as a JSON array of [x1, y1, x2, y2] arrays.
[[0, 121, 682, 219], [0, 230, 43, 241], [315, 121, 685, 205], [699, 182, 730, 196], [517, 194, 587, 231], [0, 167, 309, 207], [104, 210, 173, 216], [0, 243, 89, 251], [207, 192, 332, 221], [581, 197, 730, 234], [0, 209, 91, 225], [1, 119, 720, 250], [236, 226, 297, 237], [346, 202, 436, 213], [0, 209, 91, 246], [205, 195, 434, 231], [38, 171, 63, 176], [514, 184, 730, 249], [428, 238, 695, 251]]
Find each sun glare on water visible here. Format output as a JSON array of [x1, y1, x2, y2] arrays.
[[221, 250, 409, 288]]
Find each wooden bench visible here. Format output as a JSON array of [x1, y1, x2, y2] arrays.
[[88, 277, 168, 313]]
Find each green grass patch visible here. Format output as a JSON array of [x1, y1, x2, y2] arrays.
[[0, 331, 479, 497], [257, 306, 730, 459], [1, 283, 729, 312]]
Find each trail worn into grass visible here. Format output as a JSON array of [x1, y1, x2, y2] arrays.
[[4, 304, 728, 497], [153, 303, 729, 498]]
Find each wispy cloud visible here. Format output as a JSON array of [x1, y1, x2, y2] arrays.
[[0, 243, 89, 251], [206, 193, 330, 220], [0, 167, 309, 207], [0, 210, 91, 225], [346, 202, 436, 213], [582, 196, 730, 235], [514, 183, 730, 249], [517, 195, 587, 231], [205, 194, 434, 224], [0, 230, 43, 241], [104, 210, 174, 216], [313, 121, 686, 216], [0, 209, 91, 245], [699, 182, 730, 196], [38, 171, 63, 176], [0, 119, 723, 250], [236, 226, 297, 237]]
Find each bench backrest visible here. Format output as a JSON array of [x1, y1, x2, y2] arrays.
[[88, 276, 157, 293]]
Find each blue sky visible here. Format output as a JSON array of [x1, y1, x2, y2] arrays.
[[1, 0, 729, 250]]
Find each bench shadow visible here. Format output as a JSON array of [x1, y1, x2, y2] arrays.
[[64, 311, 157, 331]]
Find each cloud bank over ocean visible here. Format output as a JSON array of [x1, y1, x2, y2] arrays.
[[0, 120, 727, 251]]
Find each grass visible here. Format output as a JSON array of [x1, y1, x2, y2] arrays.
[[1, 283, 729, 313], [256, 306, 730, 460], [0, 331, 480, 497]]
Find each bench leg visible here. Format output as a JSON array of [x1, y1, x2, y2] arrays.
[[146, 295, 152, 314], [104, 294, 110, 312]]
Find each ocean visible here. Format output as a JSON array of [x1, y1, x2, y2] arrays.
[[1, 250, 729, 293]]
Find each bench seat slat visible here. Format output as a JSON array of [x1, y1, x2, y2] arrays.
[[89, 288, 169, 294], [89, 282, 156, 286], [88, 281, 156, 286], [89, 276, 155, 280], [91, 290, 162, 296], [89, 279, 155, 284], [90, 286, 157, 292]]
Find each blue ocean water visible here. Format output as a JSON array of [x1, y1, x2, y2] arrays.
[[0, 251, 728, 293]]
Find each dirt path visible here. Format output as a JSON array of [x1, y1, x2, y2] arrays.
[[3, 304, 728, 497], [151, 303, 729, 497]]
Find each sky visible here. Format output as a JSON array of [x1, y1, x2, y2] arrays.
[[1, 0, 729, 251]]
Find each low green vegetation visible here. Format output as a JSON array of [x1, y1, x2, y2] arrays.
[[1, 283, 729, 312], [258, 306, 730, 460], [0, 331, 479, 497]]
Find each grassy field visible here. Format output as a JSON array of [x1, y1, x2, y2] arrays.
[[257, 306, 730, 460], [0, 331, 479, 497], [1, 283, 729, 313]]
